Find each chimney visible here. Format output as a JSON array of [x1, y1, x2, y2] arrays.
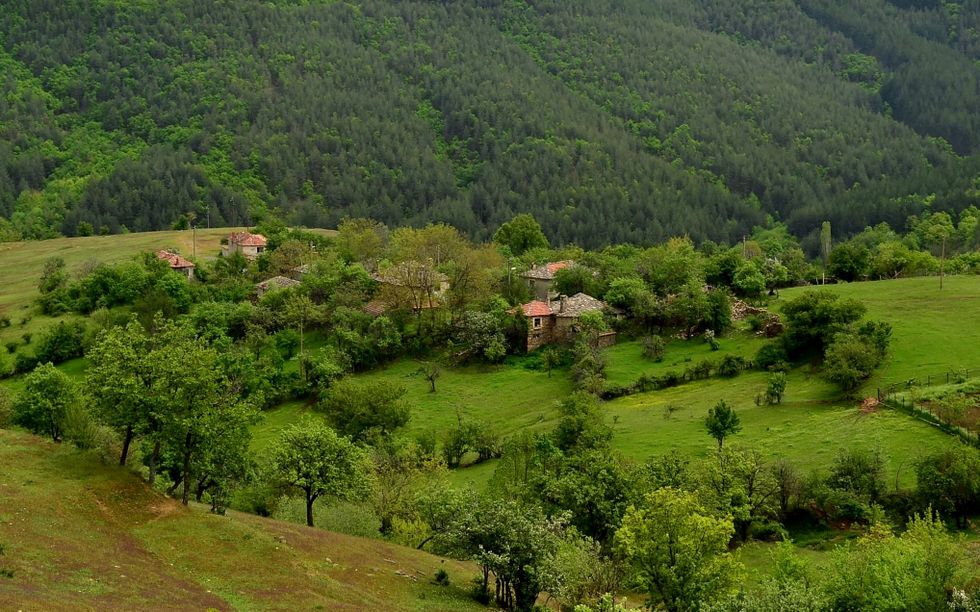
[[559, 295, 568, 314]]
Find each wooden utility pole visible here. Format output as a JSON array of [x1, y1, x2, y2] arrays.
[[940, 234, 946, 290], [193, 225, 197, 259]]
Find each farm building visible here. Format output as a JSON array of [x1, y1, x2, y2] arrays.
[[516, 292, 616, 351], [223, 231, 267, 259], [155, 250, 195, 280], [522, 260, 574, 301]]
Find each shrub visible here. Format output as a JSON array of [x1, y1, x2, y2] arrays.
[[765, 372, 787, 404], [717, 355, 747, 377], [641, 335, 666, 362], [34, 320, 88, 365], [0, 388, 12, 427], [755, 342, 788, 371], [661, 370, 683, 388], [14, 353, 38, 374], [4, 342, 17, 354], [749, 520, 787, 542], [0, 314, 10, 328], [685, 359, 713, 381], [745, 315, 765, 333], [434, 568, 450, 586]]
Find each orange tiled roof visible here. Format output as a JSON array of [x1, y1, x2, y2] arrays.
[[521, 301, 554, 317], [156, 250, 194, 269], [228, 232, 267, 247]]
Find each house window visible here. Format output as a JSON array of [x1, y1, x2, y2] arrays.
[[533, 317, 542, 329]]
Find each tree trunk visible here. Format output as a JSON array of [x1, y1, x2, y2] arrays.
[[119, 424, 134, 466], [380, 514, 393, 536], [181, 431, 193, 505], [148, 439, 161, 486], [306, 491, 315, 527]]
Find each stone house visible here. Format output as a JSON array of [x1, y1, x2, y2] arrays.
[[255, 275, 301, 298], [517, 292, 616, 352], [155, 250, 195, 280], [223, 231, 268, 259], [522, 260, 574, 301]]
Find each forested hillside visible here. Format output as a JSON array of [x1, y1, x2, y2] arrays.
[[1, 0, 978, 248]]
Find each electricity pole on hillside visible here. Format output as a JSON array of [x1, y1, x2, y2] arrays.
[[193, 224, 197, 259], [940, 234, 946, 291]]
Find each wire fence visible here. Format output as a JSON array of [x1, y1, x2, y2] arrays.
[[877, 367, 980, 448], [877, 367, 976, 401]]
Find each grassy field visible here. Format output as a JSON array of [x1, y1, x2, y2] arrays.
[[255, 277, 980, 488], [604, 369, 954, 487], [0, 428, 483, 611], [604, 333, 765, 388], [778, 275, 980, 389]]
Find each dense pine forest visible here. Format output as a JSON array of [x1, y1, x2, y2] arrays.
[[1, 0, 979, 249]]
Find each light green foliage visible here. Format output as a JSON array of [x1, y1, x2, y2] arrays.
[[822, 333, 882, 392], [616, 487, 742, 612], [733, 261, 766, 297], [368, 438, 444, 536], [705, 400, 741, 449], [915, 446, 980, 529], [827, 242, 870, 281], [825, 514, 971, 611], [319, 378, 409, 442], [574, 593, 641, 612], [437, 497, 567, 611], [13, 362, 79, 441], [267, 418, 371, 527], [687, 448, 780, 543], [765, 372, 786, 405], [639, 237, 704, 297], [493, 213, 549, 256]]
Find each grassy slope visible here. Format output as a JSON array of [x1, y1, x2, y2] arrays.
[[779, 276, 980, 387], [0, 428, 482, 611], [604, 276, 980, 483], [255, 276, 980, 487]]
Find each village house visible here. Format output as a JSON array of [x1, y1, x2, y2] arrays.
[[255, 275, 301, 298], [155, 250, 195, 280], [517, 292, 616, 352], [222, 231, 268, 259], [522, 260, 574, 301]]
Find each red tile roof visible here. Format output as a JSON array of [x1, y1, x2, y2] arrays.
[[546, 261, 571, 274], [156, 250, 195, 269], [521, 300, 554, 317], [228, 232, 267, 247]]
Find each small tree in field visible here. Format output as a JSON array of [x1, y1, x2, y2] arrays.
[[13, 362, 78, 442], [541, 347, 560, 377], [267, 418, 371, 527], [765, 372, 787, 405], [705, 400, 741, 450]]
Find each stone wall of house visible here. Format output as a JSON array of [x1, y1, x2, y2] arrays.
[[597, 331, 617, 349], [552, 317, 578, 344], [526, 316, 556, 352], [528, 278, 553, 301]]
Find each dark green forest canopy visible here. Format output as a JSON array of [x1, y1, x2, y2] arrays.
[[0, 0, 978, 248]]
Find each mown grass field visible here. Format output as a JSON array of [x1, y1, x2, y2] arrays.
[[778, 275, 980, 388], [0, 428, 483, 611]]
